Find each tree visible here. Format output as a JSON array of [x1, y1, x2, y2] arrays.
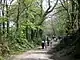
[[38, 0, 58, 25]]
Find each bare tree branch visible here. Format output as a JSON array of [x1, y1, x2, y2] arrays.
[[38, 0, 58, 25], [51, 9, 65, 16], [10, 0, 14, 4], [45, 8, 65, 19], [43, 0, 58, 17], [48, 0, 58, 13], [48, 0, 50, 6], [44, 0, 51, 16], [60, 0, 68, 11]]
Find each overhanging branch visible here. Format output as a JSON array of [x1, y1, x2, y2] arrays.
[[38, 0, 58, 25], [60, 0, 68, 11], [43, 0, 58, 17], [45, 9, 66, 19]]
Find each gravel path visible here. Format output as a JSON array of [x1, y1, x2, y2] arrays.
[[9, 47, 53, 60]]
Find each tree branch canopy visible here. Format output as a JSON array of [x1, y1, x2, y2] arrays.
[[10, 0, 14, 4], [60, 0, 68, 11], [43, 0, 58, 17], [38, 0, 58, 25]]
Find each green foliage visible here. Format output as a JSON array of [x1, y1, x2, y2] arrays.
[[0, 17, 8, 23], [0, 0, 43, 58], [0, 56, 4, 60]]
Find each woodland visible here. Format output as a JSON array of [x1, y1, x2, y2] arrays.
[[0, 0, 80, 60]]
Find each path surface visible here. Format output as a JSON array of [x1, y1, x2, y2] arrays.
[[9, 47, 53, 60]]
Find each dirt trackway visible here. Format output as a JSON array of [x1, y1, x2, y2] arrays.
[[9, 47, 53, 60]]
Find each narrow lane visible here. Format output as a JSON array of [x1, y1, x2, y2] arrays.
[[9, 47, 53, 60]]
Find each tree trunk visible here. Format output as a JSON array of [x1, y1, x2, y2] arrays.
[[0, 23, 1, 40], [77, 0, 80, 28], [31, 29, 34, 40], [16, 1, 20, 31], [6, 0, 9, 36], [26, 26, 28, 40], [2, 0, 5, 34]]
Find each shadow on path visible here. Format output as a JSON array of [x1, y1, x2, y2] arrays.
[[47, 47, 74, 60]]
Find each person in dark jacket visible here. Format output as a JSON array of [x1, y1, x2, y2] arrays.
[[47, 37, 49, 46], [42, 39, 45, 49]]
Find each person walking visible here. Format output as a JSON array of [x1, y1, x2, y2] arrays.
[[42, 40, 45, 49], [47, 37, 49, 46], [45, 40, 47, 49]]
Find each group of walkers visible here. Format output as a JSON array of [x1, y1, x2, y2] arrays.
[[41, 36, 60, 49], [42, 37, 50, 49]]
